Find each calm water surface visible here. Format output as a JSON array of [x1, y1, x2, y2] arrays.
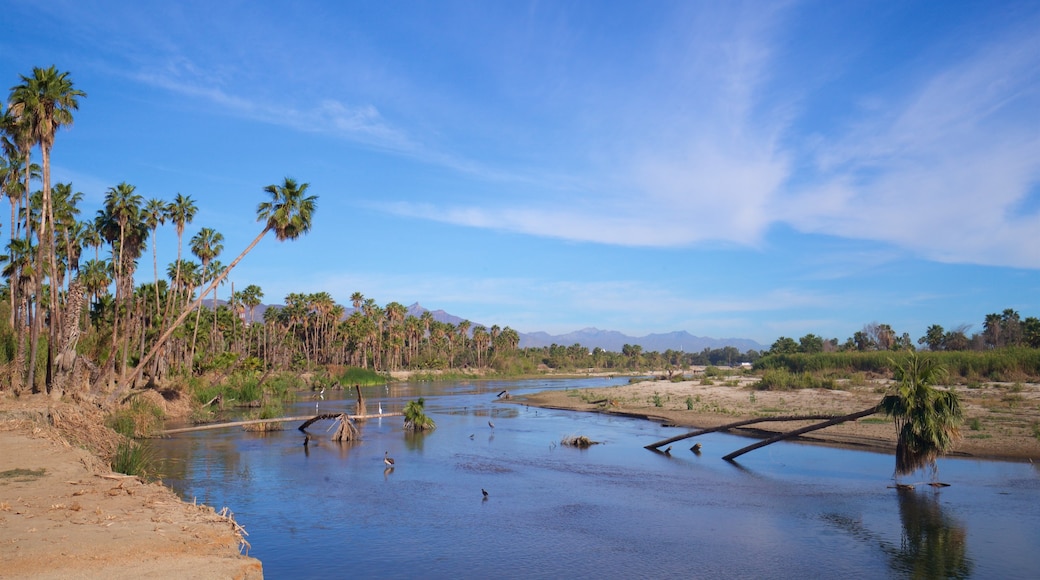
[[153, 378, 1040, 579]]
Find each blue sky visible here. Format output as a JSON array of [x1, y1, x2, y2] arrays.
[[2, 1, 1039, 346]]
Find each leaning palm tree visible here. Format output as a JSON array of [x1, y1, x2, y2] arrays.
[[403, 398, 436, 432], [117, 178, 317, 397], [879, 353, 963, 479]]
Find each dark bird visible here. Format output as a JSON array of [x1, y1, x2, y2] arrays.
[[384, 451, 395, 468], [469, 434, 475, 439], [303, 435, 310, 447], [664, 446, 672, 455], [488, 420, 495, 429], [482, 488, 489, 498], [690, 443, 702, 453]]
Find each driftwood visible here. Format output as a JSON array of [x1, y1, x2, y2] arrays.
[[157, 411, 402, 435], [644, 414, 858, 450], [721, 406, 880, 461], [644, 406, 884, 461], [298, 413, 346, 432]]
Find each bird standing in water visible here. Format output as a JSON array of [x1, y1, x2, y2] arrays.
[[482, 488, 489, 498], [488, 420, 495, 429], [384, 451, 395, 468]]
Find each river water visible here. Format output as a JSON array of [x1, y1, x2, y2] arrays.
[[153, 377, 1040, 579]]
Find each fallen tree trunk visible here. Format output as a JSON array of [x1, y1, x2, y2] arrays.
[[157, 412, 402, 435], [722, 406, 881, 461], [644, 414, 857, 450]]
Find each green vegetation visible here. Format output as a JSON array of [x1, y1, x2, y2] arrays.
[[403, 398, 436, 432], [754, 368, 836, 391], [111, 439, 157, 478], [106, 399, 165, 438], [879, 354, 963, 477], [757, 349, 1040, 382]]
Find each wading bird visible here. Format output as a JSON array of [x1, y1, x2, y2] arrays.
[[384, 451, 395, 468], [482, 488, 489, 498], [664, 446, 672, 455], [488, 420, 495, 429]]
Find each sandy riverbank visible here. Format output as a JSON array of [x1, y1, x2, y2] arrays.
[[0, 395, 263, 579], [511, 375, 1040, 462]]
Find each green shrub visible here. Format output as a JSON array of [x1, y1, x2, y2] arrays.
[[111, 439, 156, 478]]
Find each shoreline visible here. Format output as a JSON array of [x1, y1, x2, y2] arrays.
[[0, 396, 263, 579], [510, 377, 1040, 463]]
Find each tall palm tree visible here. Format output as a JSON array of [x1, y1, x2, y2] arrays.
[[879, 353, 962, 479], [163, 193, 196, 324], [8, 66, 85, 393], [96, 182, 144, 377], [188, 227, 223, 362], [120, 178, 317, 395], [142, 198, 168, 319]]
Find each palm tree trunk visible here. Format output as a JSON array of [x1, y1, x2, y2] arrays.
[[112, 227, 270, 402]]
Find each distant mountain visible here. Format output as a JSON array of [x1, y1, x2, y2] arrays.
[[516, 327, 764, 353], [236, 300, 763, 353]]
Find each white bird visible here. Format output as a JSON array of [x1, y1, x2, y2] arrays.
[[378, 402, 383, 415], [384, 451, 395, 468]]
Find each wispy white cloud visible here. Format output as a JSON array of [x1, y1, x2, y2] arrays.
[[783, 15, 1040, 268]]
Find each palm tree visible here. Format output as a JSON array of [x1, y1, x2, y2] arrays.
[[8, 66, 85, 393], [142, 198, 167, 319], [188, 227, 223, 362], [1, 237, 35, 393], [119, 177, 317, 395], [879, 353, 962, 479], [96, 182, 144, 377], [403, 398, 436, 432], [164, 194, 196, 324]]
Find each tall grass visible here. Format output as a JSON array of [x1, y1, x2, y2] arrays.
[[106, 399, 165, 438], [111, 439, 157, 478], [756, 349, 1040, 381]]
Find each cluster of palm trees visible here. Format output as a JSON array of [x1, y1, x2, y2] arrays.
[[1, 65, 321, 400], [245, 290, 523, 374]]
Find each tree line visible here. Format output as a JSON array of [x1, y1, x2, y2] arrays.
[[768, 310, 1040, 355]]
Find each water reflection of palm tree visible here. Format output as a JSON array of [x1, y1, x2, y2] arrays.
[[825, 490, 973, 578], [890, 489, 973, 578]]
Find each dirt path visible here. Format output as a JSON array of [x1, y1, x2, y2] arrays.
[[0, 396, 262, 579], [512, 375, 1040, 461]]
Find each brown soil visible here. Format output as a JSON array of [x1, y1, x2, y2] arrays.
[[513, 374, 1040, 461], [0, 394, 263, 579]]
